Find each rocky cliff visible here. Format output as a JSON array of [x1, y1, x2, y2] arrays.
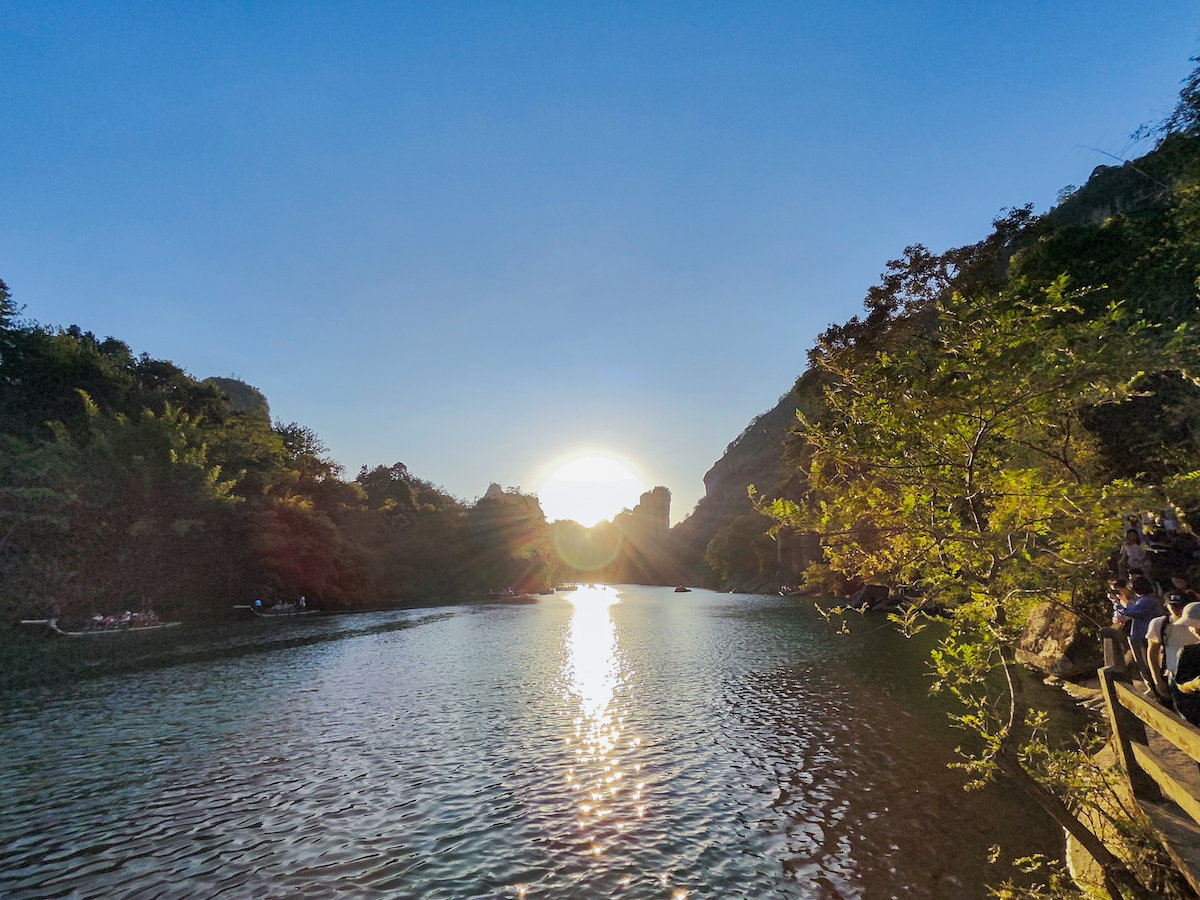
[[665, 134, 1200, 593], [664, 374, 824, 588]]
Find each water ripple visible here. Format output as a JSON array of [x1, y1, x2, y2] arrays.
[[0, 590, 1064, 899]]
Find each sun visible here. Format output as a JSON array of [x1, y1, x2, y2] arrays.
[[536, 454, 648, 527]]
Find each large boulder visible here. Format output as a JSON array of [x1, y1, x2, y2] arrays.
[[1016, 602, 1104, 678]]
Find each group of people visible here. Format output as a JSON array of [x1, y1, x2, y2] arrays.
[[1111, 523, 1200, 725], [251, 596, 307, 614], [1116, 518, 1199, 581], [84, 608, 160, 631]]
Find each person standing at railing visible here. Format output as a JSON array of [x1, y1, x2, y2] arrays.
[[1114, 575, 1164, 692], [1159, 602, 1200, 726], [1147, 592, 1197, 705]]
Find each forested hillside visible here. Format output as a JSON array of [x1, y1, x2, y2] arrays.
[[686, 122, 1200, 594], [0, 297, 563, 623]]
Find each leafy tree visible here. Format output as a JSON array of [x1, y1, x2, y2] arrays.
[[765, 283, 1199, 899], [274, 420, 341, 484], [1, 391, 244, 620], [345, 463, 467, 602], [813, 207, 1037, 368], [0, 433, 78, 620], [464, 488, 558, 593], [704, 511, 777, 585], [0, 277, 17, 331], [249, 496, 367, 607], [0, 275, 577, 618], [357, 462, 421, 519], [1134, 56, 1200, 143]]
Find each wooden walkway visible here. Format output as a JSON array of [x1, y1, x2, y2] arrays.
[[1100, 627, 1200, 893]]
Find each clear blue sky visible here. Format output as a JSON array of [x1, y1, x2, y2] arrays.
[[2, 2, 1198, 522]]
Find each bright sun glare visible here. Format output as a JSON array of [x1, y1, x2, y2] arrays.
[[537, 455, 647, 527]]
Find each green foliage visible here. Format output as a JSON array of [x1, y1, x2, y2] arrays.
[[755, 99, 1200, 898], [0, 277, 17, 330], [463, 488, 559, 593], [704, 510, 776, 585], [202, 377, 270, 419], [0, 396, 244, 620], [766, 276, 1200, 896], [780, 284, 1180, 610], [0, 281, 562, 621]]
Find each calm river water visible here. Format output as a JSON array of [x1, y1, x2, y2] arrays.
[[0, 586, 1070, 899]]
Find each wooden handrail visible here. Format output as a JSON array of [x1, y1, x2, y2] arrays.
[[1099, 666, 1162, 802], [1099, 663, 1200, 894], [1109, 678, 1200, 767]]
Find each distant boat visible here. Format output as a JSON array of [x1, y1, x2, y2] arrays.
[[484, 590, 536, 603], [674, 586, 691, 593], [233, 604, 319, 618], [19, 618, 182, 637]]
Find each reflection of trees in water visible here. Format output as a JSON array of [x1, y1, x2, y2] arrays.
[[727, 663, 1061, 896]]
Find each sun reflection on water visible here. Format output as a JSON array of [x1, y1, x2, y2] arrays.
[[563, 585, 642, 861]]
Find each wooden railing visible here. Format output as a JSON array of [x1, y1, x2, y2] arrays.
[[1099, 627, 1200, 893]]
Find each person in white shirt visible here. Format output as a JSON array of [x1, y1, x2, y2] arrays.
[[1148, 592, 1197, 703]]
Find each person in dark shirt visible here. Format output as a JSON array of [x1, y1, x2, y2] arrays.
[[1169, 573, 1200, 605]]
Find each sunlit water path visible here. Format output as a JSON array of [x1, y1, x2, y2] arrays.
[[0, 586, 1065, 899]]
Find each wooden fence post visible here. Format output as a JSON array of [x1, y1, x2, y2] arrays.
[[1099, 665, 1162, 801], [1099, 626, 1126, 674]]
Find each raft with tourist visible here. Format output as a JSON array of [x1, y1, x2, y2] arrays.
[[233, 598, 319, 618], [19, 609, 182, 637]]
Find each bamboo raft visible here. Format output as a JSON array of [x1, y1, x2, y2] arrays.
[[19, 619, 183, 637]]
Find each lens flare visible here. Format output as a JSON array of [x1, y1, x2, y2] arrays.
[[551, 520, 623, 571], [537, 454, 647, 527]]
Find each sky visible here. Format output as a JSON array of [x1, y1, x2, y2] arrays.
[[2, 2, 1199, 524]]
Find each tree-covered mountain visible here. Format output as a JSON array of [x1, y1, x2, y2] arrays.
[[665, 61, 1200, 896], [550, 486, 674, 584], [0, 295, 566, 623], [202, 377, 270, 420], [683, 124, 1200, 594]]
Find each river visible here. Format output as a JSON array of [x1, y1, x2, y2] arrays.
[[0, 585, 1074, 899]]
